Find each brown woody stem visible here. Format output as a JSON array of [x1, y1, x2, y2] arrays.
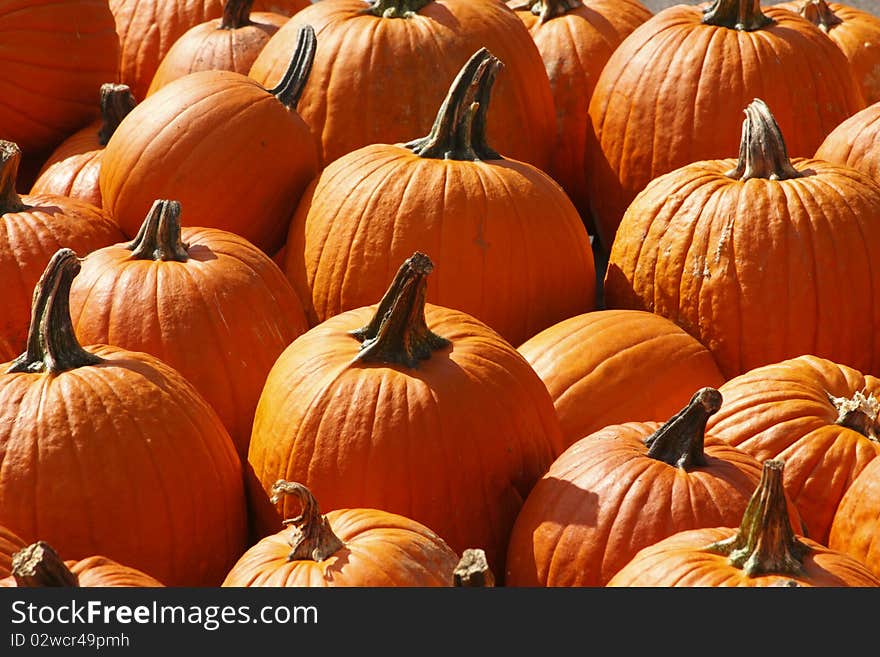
[[725, 99, 802, 181], [221, 0, 254, 29], [349, 252, 450, 368], [269, 24, 317, 109], [828, 390, 880, 441], [405, 48, 502, 161], [705, 459, 809, 576], [0, 141, 25, 213], [800, 0, 842, 31], [12, 542, 79, 587], [126, 200, 189, 262], [453, 549, 495, 587], [644, 388, 722, 468], [519, 0, 583, 22], [7, 249, 103, 374], [702, 0, 773, 30], [271, 481, 344, 562], [97, 83, 137, 146], [367, 0, 431, 18]]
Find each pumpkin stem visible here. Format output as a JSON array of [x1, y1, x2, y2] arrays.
[[97, 83, 137, 146], [702, 0, 773, 30], [512, 0, 583, 23], [643, 387, 722, 469], [126, 200, 190, 262], [799, 0, 842, 31], [268, 24, 317, 110], [705, 459, 810, 576], [827, 390, 880, 441], [725, 98, 802, 181], [7, 249, 103, 374], [349, 252, 450, 369], [12, 542, 79, 587], [366, 0, 432, 18], [221, 0, 254, 29], [405, 48, 502, 162], [271, 481, 345, 562], [453, 548, 496, 587], [0, 141, 26, 213]]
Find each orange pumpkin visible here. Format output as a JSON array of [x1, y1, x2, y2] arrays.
[[223, 481, 460, 587], [828, 455, 880, 580], [0, 526, 26, 579], [815, 101, 880, 185], [607, 459, 880, 587]]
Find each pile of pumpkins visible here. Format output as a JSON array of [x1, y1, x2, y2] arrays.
[[2, 0, 880, 588]]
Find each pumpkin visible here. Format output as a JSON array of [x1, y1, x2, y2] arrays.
[[223, 481, 460, 587], [604, 98, 880, 379], [69, 199, 309, 459], [505, 388, 775, 587], [248, 0, 557, 171], [705, 354, 880, 545], [1, 541, 164, 588], [508, 0, 653, 233], [607, 459, 880, 587], [0, 526, 26, 579], [100, 25, 320, 255], [0, 0, 119, 156], [146, 0, 289, 96], [585, 0, 865, 253], [283, 48, 595, 347], [0, 141, 125, 362], [248, 252, 563, 577], [0, 249, 248, 587], [30, 83, 137, 208], [518, 309, 725, 449], [828, 455, 880, 580], [815, 101, 880, 185]]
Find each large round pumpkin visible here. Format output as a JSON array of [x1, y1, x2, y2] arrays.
[[604, 98, 880, 379], [248, 252, 563, 577], [248, 0, 556, 170], [585, 0, 865, 253], [283, 48, 595, 347], [0, 249, 248, 587]]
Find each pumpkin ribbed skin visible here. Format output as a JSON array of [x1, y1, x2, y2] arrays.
[[248, 0, 556, 170], [828, 456, 880, 580], [815, 102, 880, 185], [585, 3, 865, 252], [0, 0, 119, 155], [0, 555, 164, 587], [518, 309, 725, 449], [706, 355, 880, 545], [0, 527, 26, 579]]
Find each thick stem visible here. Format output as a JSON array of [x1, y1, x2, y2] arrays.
[[702, 0, 773, 31], [828, 390, 880, 441], [349, 252, 450, 368], [271, 481, 345, 562], [268, 24, 317, 110], [221, 0, 254, 29], [644, 388, 722, 469], [453, 549, 495, 587], [12, 542, 79, 587], [517, 0, 583, 23], [126, 200, 189, 262], [97, 83, 137, 146], [0, 141, 25, 213], [705, 459, 810, 577], [366, 0, 432, 18], [405, 48, 502, 162], [800, 0, 842, 32], [7, 249, 103, 375], [725, 99, 802, 181]]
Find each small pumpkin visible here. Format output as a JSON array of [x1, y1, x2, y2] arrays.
[[607, 459, 880, 587], [0, 526, 27, 579], [815, 101, 880, 186], [223, 481, 460, 587], [828, 455, 880, 580]]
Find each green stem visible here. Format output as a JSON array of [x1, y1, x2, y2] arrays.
[[702, 0, 773, 31], [126, 200, 189, 262], [12, 542, 79, 587], [349, 252, 450, 368], [0, 141, 25, 213], [644, 388, 722, 469], [97, 83, 137, 146], [271, 481, 345, 562], [268, 24, 317, 110], [799, 0, 843, 32], [221, 0, 254, 29], [366, 0, 432, 18], [725, 99, 802, 181]]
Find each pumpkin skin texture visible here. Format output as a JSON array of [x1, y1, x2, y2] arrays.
[[248, 0, 557, 171], [284, 49, 595, 347], [223, 481, 460, 587], [518, 309, 725, 449], [0, 142, 126, 363], [815, 102, 880, 186], [828, 456, 880, 580], [0, 0, 119, 156], [0, 526, 26, 579], [30, 84, 137, 209], [706, 355, 880, 546], [248, 253, 563, 577], [607, 460, 880, 587], [69, 200, 309, 460], [604, 99, 880, 379], [100, 26, 320, 255], [0, 249, 248, 587], [585, 0, 865, 253]]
